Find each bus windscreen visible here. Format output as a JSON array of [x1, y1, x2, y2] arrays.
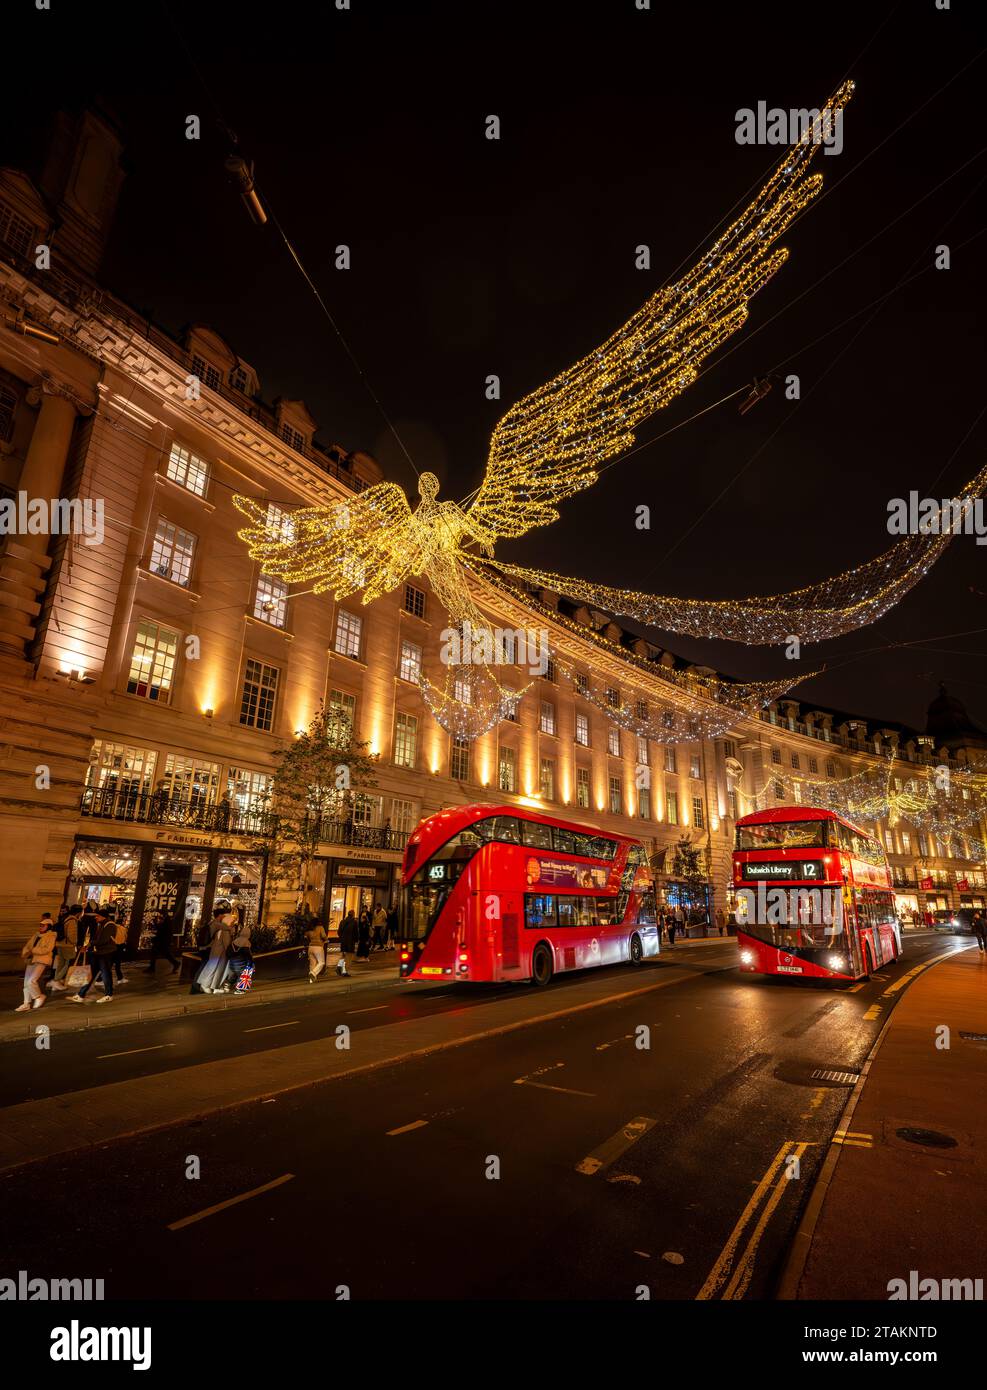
[[735, 820, 832, 852]]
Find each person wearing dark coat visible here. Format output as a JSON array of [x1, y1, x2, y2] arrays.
[[145, 911, 180, 974], [356, 910, 371, 961], [337, 911, 358, 976]]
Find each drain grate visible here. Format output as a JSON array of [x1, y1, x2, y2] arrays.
[[895, 1126, 958, 1148], [811, 1068, 859, 1085], [959, 1031, 987, 1043]]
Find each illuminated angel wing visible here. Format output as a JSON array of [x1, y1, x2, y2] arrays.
[[232, 482, 416, 603], [467, 82, 854, 543]]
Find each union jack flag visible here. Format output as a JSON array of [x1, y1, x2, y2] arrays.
[[235, 964, 255, 993]]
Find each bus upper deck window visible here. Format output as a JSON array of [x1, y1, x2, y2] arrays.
[[554, 828, 576, 855]]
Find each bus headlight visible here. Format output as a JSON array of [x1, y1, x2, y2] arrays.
[[740, 950, 754, 965], [828, 954, 845, 970]]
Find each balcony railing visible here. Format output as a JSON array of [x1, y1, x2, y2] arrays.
[[80, 787, 406, 851]]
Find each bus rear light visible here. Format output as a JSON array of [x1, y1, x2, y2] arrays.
[[458, 951, 468, 963]]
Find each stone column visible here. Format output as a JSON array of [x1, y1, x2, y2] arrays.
[[0, 383, 78, 656]]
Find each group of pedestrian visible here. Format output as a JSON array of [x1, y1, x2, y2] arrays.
[[310, 903, 399, 981], [193, 905, 254, 994], [15, 900, 131, 1011]]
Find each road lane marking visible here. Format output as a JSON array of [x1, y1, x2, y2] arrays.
[[243, 1021, 299, 1033], [846, 982, 866, 993], [576, 1116, 656, 1176], [523, 1081, 596, 1096], [347, 1005, 389, 1014], [96, 1044, 176, 1060], [832, 1128, 873, 1149], [168, 1174, 294, 1230], [722, 1142, 810, 1300], [596, 1034, 634, 1051], [387, 1120, 428, 1136], [863, 1004, 882, 1021], [696, 1141, 791, 1299]]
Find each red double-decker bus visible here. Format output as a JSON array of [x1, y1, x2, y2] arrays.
[[397, 803, 660, 985], [732, 806, 902, 981]]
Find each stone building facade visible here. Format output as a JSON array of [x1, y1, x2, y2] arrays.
[[0, 111, 984, 966]]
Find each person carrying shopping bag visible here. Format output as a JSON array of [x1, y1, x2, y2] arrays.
[[67, 909, 118, 1005], [222, 918, 254, 993], [15, 916, 58, 1012], [193, 907, 234, 994]]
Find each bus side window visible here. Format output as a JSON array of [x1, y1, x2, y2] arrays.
[[493, 816, 521, 844], [524, 894, 556, 928], [521, 820, 553, 850], [556, 896, 576, 927], [554, 828, 576, 855]]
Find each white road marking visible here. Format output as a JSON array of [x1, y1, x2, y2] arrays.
[[243, 1021, 299, 1033], [523, 1080, 596, 1097], [168, 1174, 294, 1230], [576, 1116, 656, 1175], [387, 1120, 429, 1136], [347, 1005, 388, 1014], [97, 1044, 176, 1060]]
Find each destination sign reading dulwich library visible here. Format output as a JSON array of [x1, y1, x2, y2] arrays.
[[740, 861, 824, 881]]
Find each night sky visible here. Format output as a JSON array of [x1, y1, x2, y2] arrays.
[[6, 0, 986, 732]]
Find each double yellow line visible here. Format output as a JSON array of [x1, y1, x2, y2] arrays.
[[696, 1140, 811, 1300]]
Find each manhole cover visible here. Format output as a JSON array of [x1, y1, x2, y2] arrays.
[[895, 1127, 958, 1148], [810, 1068, 858, 1086]]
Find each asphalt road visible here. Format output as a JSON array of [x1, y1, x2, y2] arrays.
[[0, 931, 955, 1300]]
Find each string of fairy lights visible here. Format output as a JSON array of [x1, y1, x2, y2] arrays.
[[477, 458, 987, 647]]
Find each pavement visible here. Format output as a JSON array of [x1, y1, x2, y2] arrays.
[[781, 941, 987, 1299], [0, 945, 400, 1040]]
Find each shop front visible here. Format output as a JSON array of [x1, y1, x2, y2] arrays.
[[322, 858, 397, 935], [66, 832, 267, 951]]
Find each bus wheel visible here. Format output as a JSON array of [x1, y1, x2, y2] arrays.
[[863, 944, 874, 979], [531, 944, 554, 987], [629, 933, 644, 964]]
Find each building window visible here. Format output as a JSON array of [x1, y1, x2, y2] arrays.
[[774, 779, 784, 799], [399, 639, 422, 683], [239, 659, 279, 731], [639, 787, 651, 819], [576, 767, 590, 809], [791, 752, 800, 770], [150, 518, 196, 587], [606, 686, 620, 709], [279, 421, 306, 453], [190, 355, 222, 392], [608, 726, 621, 757], [544, 658, 556, 683], [502, 692, 519, 722], [499, 745, 517, 793], [575, 672, 589, 696], [826, 760, 836, 778], [575, 713, 590, 747], [453, 674, 472, 705], [809, 757, 818, 774], [637, 735, 649, 766], [666, 790, 679, 825], [540, 757, 555, 801], [608, 775, 622, 815], [328, 689, 356, 738], [394, 713, 418, 769], [450, 735, 470, 782], [635, 700, 649, 721], [335, 609, 362, 659], [771, 747, 781, 765], [254, 574, 287, 627], [126, 620, 178, 702], [901, 830, 911, 853], [0, 202, 34, 258], [390, 798, 418, 837], [404, 584, 426, 618], [86, 742, 157, 793], [692, 796, 705, 829], [230, 366, 249, 394], [664, 746, 676, 774], [163, 754, 221, 809], [265, 503, 296, 543], [722, 739, 736, 759], [689, 753, 701, 778], [728, 789, 738, 820], [165, 442, 208, 497], [227, 767, 274, 819], [539, 701, 556, 736]]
